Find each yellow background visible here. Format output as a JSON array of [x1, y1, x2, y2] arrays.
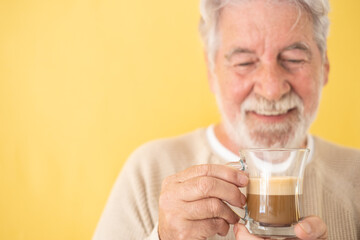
[[0, 0, 359, 239]]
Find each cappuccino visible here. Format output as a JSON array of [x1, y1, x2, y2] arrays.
[[247, 177, 302, 226]]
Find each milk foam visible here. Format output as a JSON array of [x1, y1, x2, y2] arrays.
[[247, 177, 303, 195]]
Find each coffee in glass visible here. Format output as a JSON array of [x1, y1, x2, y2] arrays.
[[237, 148, 309, 238]]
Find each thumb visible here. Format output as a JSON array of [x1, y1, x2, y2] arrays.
[[294, 216, 328, 240]]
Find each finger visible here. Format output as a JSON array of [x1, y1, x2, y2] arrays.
[[233, 223, 264, 240], [226, 162, 249, 176], [174, 164, 249, 187], [196, 218, 230, 237], [294, 216, 328, 240], [179, 176, 246, 207], [182, 197, 240, 224]]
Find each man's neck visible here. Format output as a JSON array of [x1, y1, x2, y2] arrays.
[[213, 123, 239, 154], [213, 123, 308, 153]]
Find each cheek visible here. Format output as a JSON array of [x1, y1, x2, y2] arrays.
[[217, 74, 253, 108], [292, 72, 322, 114], [216, 66, 253, 100], [214, 54, 249, 101], [220, 80, 254, 122]]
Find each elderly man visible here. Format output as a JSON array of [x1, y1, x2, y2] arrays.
[[93, 0, 360, 239]]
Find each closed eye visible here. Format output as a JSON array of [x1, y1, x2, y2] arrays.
[[281, 58, 306, 71], [284, 59, 305, 63], [235, 62, 255, 67]]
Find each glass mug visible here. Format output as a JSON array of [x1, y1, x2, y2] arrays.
[[228, 148, 309, 239]]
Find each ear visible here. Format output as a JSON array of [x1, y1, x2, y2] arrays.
[[204, 50, 216, 93], [322, 52, 330, 86]]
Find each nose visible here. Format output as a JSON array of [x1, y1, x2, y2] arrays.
[[253, 63, 291, 101]]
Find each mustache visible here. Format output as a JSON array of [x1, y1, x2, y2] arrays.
[[241, 92, 304, 114]]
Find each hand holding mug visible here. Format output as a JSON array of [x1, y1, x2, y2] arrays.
[[158, 164, 248, 240]]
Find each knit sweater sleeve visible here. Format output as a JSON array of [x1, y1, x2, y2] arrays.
[[93, 129, 219, 240], [92, 142, 166, 240], [145, 223, 160, 240], [92, 129, 212, 240]]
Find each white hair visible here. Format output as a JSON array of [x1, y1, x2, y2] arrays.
[[199, 0, 330, 69]]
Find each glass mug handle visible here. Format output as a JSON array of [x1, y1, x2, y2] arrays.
[[226, 156, 249, 223]]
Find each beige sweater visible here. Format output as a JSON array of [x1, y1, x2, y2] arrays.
[[93, 128, 360, 240]]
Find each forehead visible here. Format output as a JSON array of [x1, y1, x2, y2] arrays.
[[217, 1, 314, 51]]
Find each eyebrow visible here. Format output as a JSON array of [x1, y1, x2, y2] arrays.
[[224, 42, 313, 61], [225, 48, 255, 61], [281, 42, 312, 59]]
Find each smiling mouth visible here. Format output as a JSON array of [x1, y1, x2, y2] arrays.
[[247, 108, 297, 121], [252, 107, 296, 116]]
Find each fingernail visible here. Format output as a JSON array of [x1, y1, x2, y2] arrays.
[[239, 174, 248, 185], [241, 195, 247, 206], [299, 221, 312, 234]]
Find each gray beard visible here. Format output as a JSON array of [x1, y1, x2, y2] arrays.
[[217, 92, 319, 149], [224, 109, 308, 148]]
